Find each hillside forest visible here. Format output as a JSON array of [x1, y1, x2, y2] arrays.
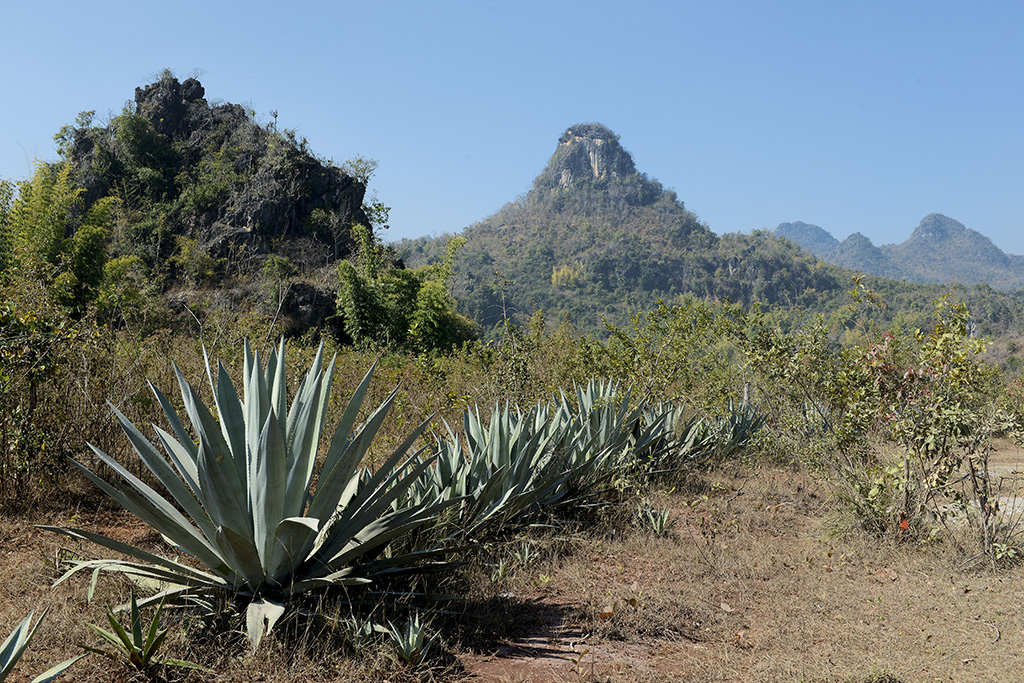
[[2, 75, 1024, 681]]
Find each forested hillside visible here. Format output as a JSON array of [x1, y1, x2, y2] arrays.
[[777, 214, 1024, 289], [0, 72, 380, 339], [401, 125, 1024, 340]]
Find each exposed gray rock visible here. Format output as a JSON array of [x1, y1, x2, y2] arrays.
[[553, 123, 637, 187]]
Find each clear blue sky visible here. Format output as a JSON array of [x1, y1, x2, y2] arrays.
[[3, 1, 1023, 253]]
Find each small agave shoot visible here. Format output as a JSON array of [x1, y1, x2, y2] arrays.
[[83, 591, 204, 671], [43, 341, 455, 648], [386, 612, 436, 667]]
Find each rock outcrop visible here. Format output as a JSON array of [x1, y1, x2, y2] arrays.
[[550, 123, 637, 187], [66, 74, 368, 270]]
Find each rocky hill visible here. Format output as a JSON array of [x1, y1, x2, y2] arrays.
[[401, 125, 862, 334], [400, 125, 1024, 340], [63, 73, 368, 274], [1, 73, 383, 335], [777, 215, 1024, 289]]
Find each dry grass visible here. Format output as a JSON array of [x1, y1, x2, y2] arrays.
[[452, 464, 1024, 683], [6, 452, 1024, 681]]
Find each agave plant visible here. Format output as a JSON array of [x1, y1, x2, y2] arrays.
[[84, 591, 204, 671], [633, 400, 717, 476], [404, 379, 667, 539], [549, 379, 649, 495], [43, 341, 455, 648], [385, 612, 436, 666], [0, 610, 83, 683], [711, 401, 766, 458], [403, 402, 571, 538]]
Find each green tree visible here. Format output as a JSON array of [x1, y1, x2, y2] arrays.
[[336, 226, 475, 352], [8, 161, 82, 270], [341, 156, 390, 231], [5, 162, 114, 311], [0, 179, 13, 273]]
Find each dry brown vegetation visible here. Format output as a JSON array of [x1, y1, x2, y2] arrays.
[[6, 447, 1024, 682], [4, 295, 1024, 682]]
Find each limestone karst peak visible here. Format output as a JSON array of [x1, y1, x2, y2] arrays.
[[548, 123, 637, 187]]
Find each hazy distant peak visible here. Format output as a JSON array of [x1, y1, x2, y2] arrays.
[[908, 213, 967, 242], [775, 221, 839, 254], [842, 231, 874, 244]]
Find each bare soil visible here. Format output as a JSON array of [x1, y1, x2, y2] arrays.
[[458, 448, 1024, 682]]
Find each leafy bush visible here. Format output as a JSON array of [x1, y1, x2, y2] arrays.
[[336, 225, 476, 352]]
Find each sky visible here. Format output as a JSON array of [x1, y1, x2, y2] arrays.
[[2, 1, 1023, 253]]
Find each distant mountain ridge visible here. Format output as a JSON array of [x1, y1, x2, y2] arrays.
[[776, 215, 1024, 289], [399, 124, 1024, 339]]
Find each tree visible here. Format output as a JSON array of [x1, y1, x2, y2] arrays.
[[5, 161, 114, 311], [335, 226, 476, 353], [341, 156, 390, 232], [0, 179, 13, 274]]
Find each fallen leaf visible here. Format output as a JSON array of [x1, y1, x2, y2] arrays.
[[720, 602, 734, 613]]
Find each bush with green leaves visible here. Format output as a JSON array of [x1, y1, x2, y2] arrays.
[[336, 225, 476, 353], [0, 303, 85, 502], [852, 298, 1002, 550], [44, 340, 456, 648], [597, 298, 745, 411], [3, 161, 114, 312]]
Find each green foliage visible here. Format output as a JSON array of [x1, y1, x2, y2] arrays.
[[84, 591, 204, 672], [0, 179, 13, 274], [169, 235, 221, 286], [851, 297, 1000, 539], [0, 304, 87, 500], [8, 162, 82, 270], [596, 297, 745, 409], [94, 255, 149, 323], [111, 107, 177, 201], [2, 163, 114, 311], [337, 226, 476, 352], [341, 155, 390, 231]]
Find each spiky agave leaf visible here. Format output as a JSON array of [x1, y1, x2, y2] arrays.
[[43, 341, 457, 646], [0, 610, 84, 683]]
